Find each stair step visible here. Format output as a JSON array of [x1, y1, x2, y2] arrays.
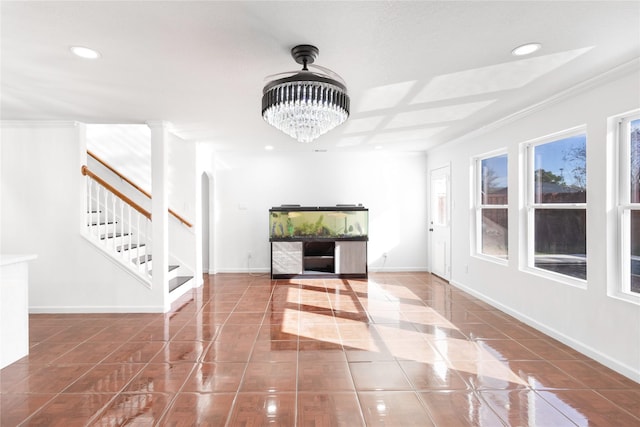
[[117, 243, 145, 252], [100, 232, 129, 240], [133, 255, 152, 265], [169, 276, 193, 292]]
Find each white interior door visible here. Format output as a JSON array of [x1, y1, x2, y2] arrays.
[[430, 165, 451, 281]]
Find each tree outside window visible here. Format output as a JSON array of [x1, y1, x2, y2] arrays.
[[529, 133, 587, 280], [478, 154, 508, 259]]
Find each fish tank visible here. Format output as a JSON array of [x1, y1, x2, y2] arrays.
[[269, 205, 368, 240]]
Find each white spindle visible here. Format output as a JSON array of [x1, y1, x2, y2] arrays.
[[102, 185, 108, 245], [119, 201, 124, 258], [110, 191, 116, 251], [127, 206, 132, 263], [83, 171, 153, 283], [86, 177, 92, 235], [136, 214, 141, 273], [144, 219, 150, 277], [94, 184, 101, 240]]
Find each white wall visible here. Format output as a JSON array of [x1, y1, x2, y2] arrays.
[[87, 124, 152, 193], [167, 134, 197, 281], [426, 66, 640, 381], [0, 122, 166, 312], [212, 150, 429, 273]]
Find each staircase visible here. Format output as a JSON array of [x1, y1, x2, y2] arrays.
[[82, 163, 194, 298]]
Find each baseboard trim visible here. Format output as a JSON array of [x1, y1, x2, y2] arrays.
[[215, 268, 271, 274], [29, 305, 166, 314], [369, 267, 429, 273], [450, 279, 640, 383]]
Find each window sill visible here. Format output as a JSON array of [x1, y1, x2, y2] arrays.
[[473, 253, 508, 267], [521, 266, 588, 290], [607, 289, 640, 306]]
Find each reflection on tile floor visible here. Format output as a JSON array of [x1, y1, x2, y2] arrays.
[[2, 272, 639, 426]]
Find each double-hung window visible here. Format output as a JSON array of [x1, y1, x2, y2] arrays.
[[525, 130, 587, 282], [619, 113, 640, 296], [476, 152, 508, 260]]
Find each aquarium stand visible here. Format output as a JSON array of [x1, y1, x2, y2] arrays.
[[270, 238, 367, 279], [269, 205, 368, 279]]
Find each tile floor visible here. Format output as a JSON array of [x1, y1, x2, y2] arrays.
[[2, 272, 639, 426]]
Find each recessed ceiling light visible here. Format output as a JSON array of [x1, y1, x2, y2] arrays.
[[264, 145, 274, 150], [70, 46, 101, 59], [511, 43, 542, 57]]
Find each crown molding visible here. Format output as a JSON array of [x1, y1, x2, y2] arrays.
[[145, 120, 173, 130], [444, 57, 640, 148], [0, 120, 81, 129]]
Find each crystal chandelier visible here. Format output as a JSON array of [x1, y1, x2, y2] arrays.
[[262, 45, 350, 143]]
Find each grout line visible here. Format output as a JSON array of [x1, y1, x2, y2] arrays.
[[9, 272, 640, 425], [223, 282, 272, 427]]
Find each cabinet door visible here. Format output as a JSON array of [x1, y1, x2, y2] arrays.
[[272, 242, 303, 275], [335, 241, 367, 274]]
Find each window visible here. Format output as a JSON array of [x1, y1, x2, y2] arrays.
[[619, 113, 640, 295], [476, 153, 508, 260], [526, 131, 587, 281]]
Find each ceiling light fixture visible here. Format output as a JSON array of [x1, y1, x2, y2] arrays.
[[262, 44, 350, 143], [511, 42, 542, 57], [70, 46, 101, 59]]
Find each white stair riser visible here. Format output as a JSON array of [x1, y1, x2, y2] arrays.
[[118, 248, 148, 265]]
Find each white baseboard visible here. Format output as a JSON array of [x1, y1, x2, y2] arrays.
[[450, 279, 640, 384], [29, 305, 166, 314], [369, 267, 429, 273], [215, 268, 271, 274]]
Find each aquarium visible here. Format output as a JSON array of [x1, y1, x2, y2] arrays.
[[269, 206, 368, 240]]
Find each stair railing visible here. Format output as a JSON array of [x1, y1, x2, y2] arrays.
[[87, 150, 192, 228], [81, 165, 153, 282]]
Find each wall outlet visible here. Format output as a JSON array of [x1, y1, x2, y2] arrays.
[[247, 251, 253, 259], [382, 252, 388, 259]]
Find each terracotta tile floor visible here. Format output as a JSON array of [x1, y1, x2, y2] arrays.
[[2, 272, 639, 426]]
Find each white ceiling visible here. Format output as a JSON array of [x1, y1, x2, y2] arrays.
[[2, 1, 639, 152]]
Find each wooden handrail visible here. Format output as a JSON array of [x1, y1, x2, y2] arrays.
[[86, 151, 193, 228], [88, 149, 151, 198], [81, 165, 151, 220]]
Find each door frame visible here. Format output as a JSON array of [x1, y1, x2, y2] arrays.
[[429, 164, 451, 281]]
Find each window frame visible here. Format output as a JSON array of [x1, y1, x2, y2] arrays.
[[617, 111, 640, 300], [474, 150, 509, 264], [523, 126, 588, 287]]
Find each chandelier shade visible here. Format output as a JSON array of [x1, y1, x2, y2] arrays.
[[262, 45, 350, 143]]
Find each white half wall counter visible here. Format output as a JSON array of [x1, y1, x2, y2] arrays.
[[1, 254, 37, 369]]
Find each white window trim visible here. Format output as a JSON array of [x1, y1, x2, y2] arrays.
[[473, 149, 509, 265], [522, 126, 588, 288], [610, 111, 640, 304]]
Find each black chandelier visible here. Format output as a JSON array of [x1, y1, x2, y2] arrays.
[[262, 45, 350, 143]]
